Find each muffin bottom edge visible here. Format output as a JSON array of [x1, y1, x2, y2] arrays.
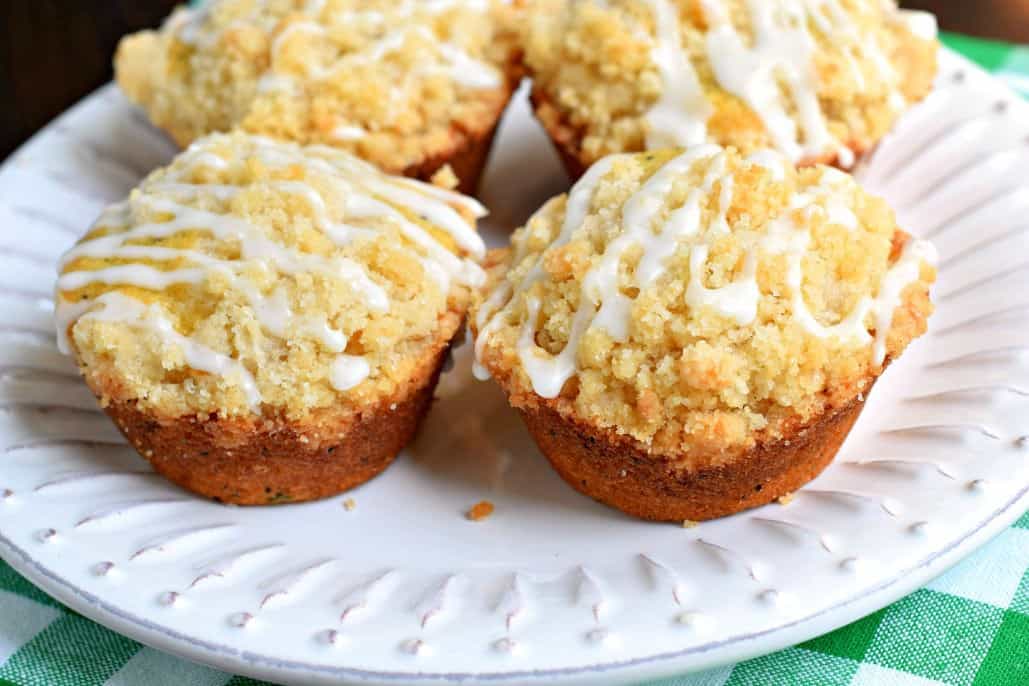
[[516, 392, 870, 522], [95, 340, 454, 506]]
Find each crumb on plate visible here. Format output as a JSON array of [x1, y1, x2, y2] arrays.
[[467, 500, 495, 521]]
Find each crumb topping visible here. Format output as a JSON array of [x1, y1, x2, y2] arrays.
[[524, 0, 938, 167], [115, 0, 518, 173], [473, 147, 936, 463], [467, 500, 495, 521], [57, 132, 485, 419]]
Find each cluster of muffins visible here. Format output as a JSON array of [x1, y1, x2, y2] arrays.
[[55, 0, 939, 520]]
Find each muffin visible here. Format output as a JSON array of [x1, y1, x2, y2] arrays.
[[55, 132, 487, 505], [472, 146, 936, 521], [523, 0, 938, 179], [115, 0, 521, 194]]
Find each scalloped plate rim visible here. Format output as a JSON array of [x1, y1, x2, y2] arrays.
[[1, 483, 1027, 686]]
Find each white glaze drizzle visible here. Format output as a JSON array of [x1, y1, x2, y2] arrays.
[[475, 148, 935, 398], [897, 8, 939, 41], [331, 355, 372, 392], [643, 0, 917, 165], [332, 125, 367, 142], [700, 0, 837, 162], [472, 156, 626, 382], [78, 292, 262, 409], [264, 22, 500, 94], [643, 0, 712, 148], [585, 146, 724, 342], [870, 237, 937, 364], [746, 150, 789, 181], [57, 135, 486, 404]]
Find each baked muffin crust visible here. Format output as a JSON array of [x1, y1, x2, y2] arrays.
[[473, 147, 936, 470], [57, 131, 486, 421], [116, 0, 519, 181], [523, 0, 938, 170]]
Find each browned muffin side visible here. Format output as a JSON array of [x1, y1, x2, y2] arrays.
[[100, 312, 458, 505]]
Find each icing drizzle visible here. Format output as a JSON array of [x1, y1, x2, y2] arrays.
[[56, 134, 487, 409], [643, 0, 711, 149], [475, 148, 936, 399], [642, 0, 928, 165]]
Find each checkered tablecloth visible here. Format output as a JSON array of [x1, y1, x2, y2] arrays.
[[1, 32, 1028, 686]]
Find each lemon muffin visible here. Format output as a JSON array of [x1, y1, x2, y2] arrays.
[[523, 0, 938, 178], [115, 0, 521, 193], [473, 146, 936, 521], [56, 132, 487, 505]]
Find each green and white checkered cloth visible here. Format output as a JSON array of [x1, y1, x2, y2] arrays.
[[942, 33, 1029, 98], [1, 33, 1028, 686]]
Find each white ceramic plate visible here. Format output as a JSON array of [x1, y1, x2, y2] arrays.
[[1, 49, 1028, 686]]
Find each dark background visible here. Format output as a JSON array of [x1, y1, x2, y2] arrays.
[[1, 0, 1026, 161]]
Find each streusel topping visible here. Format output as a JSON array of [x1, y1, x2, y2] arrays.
[[525, 0, 938, 167], [58, 132, 485, 418], [116, 0, 517, 173]]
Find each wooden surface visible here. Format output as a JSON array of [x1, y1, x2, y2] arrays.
[[905, 0, 1029, 45], [0, 0, 178, 160], [0, 0, 1027, 161]]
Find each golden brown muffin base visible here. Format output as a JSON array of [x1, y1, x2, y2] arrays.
[[515, 391, 870, 522], [401, 70, 518, 194], [85, 318, 458, 506], [530, 89, 866, 182], [403, 111, 504, 196]]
